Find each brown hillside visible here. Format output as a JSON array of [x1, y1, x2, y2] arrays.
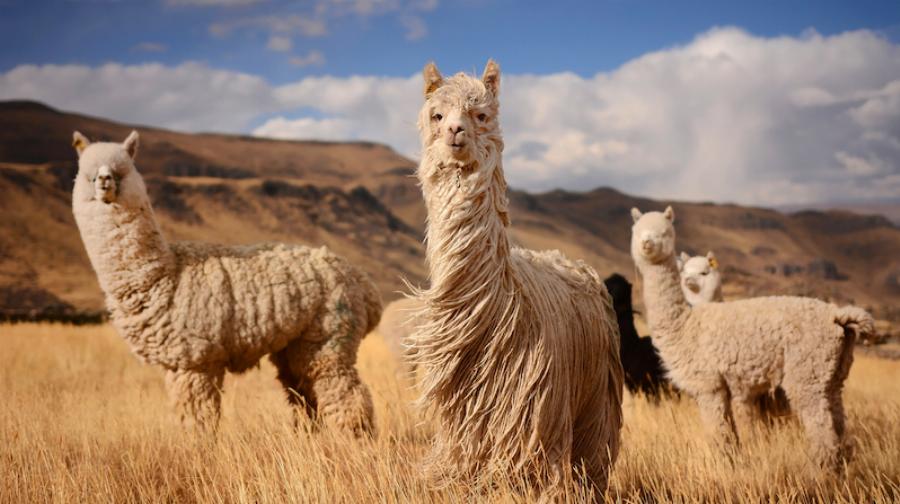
[[1, 100, 898, 323]]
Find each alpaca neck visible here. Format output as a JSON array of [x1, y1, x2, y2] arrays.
[[422, 159, 513, 304], [74, 195, 174, 316], [639, 256, 692, 343]]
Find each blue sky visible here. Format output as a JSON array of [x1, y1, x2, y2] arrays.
[[3, 0, 898, 81], [1, 0, 900, 205]]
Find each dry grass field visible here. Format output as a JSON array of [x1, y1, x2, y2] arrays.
[[2, 323, 898, 503]]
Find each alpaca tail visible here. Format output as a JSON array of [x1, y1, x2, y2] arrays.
[[834, 305, 876, 344]]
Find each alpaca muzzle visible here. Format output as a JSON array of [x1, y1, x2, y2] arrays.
[[444, 130, 469, 158], [94, 174, 117, 203], [684, 277, 701, 293]]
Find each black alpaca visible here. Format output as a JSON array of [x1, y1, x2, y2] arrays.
[[604, 273, 673, 399]]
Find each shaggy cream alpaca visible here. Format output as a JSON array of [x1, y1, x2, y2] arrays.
[[410, 61, 624, 498], [631, 206, 874, 470], [678, 251, 723, 305], [71, 131, 381, 435]]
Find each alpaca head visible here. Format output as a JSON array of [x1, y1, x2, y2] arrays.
[[630, 206, 676, 266], [72, 130, 146, 207], [417, 60, 503, 189], [678, 251, 722, 305]]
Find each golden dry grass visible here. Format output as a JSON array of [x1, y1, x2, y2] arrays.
[[1, 323, 898, 503]]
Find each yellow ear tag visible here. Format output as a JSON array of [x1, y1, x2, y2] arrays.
[[709, 257, 719, 270], [73, 137, 86, 151]]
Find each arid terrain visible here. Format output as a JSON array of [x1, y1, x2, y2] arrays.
[[2, 101, 900, 502], [2, 100, 900, 329], [1, 322, 898, 502]]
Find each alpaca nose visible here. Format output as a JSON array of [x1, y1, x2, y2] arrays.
[[642, 239, 653, 252], [448, 123, 465, 135], [685, 278, 700, 292]]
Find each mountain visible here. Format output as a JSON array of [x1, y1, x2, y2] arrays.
[[1, 100, 899, 326]]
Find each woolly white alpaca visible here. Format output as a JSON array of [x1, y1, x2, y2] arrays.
[[410, 61, 623, 498], [678, 251, 723, 305], [678, 250, 793, 419], [631, 206, 874, 470], [71, 131, 381, 434]]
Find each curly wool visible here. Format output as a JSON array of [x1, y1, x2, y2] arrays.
[[631, 207, 875, 471], [410, 61, 623, 498], [72, 131, 381, 434], [678, 251, 792, 418]]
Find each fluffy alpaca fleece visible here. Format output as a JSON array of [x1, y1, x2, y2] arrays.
[[630, 206, 874, 470], [604, 273, 672, 399], [376, 297, 422, 379], [678, 251, 792, 418], [677, 251, 723, 305], [409, 61, 624, 498], [71, 131, 381, 434]]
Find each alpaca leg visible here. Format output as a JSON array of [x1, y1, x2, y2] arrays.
[[270, 347, 317, 428], [697, 389, 738, 448], [302, 291, 376, 435], [574, 435, 615, 500], [731, 394, 760, 437], [164, 367, 224, 432], [303, 345, 375, 436], [534, 445, 574, 503], [795, 396, 844, 471]]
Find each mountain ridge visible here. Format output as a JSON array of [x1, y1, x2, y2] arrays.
[[1, 100, 898, 326]]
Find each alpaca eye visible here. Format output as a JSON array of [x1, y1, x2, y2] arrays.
[[477, 113, 487, 121], [432, 113, 443, 121]]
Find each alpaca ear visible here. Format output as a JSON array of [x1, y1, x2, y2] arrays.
[[707, 251, 719, 270], [482, 59, 500, 96], [664, 205, 675, 222], [630, 207, 642, 223], [72, 131, 90, 156], [123, 130, 139, 160], [423, 62, 443, 97], [679, 251, 690, 269]]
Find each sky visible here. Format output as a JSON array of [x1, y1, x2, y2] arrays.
[[1, 0, 900, 206]]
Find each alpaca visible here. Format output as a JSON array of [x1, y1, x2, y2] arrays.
[[409, 61, 624, 498], [677, 251, 723, 305], [376, 296, 422, 379], [71, 130, 381, 434], [630, 206, 874, 470], [678, 251, 791, 419], [604, 273, 672, 399]]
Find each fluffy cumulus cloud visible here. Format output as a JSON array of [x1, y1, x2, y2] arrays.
[[3, 27, 899, 205], [0, 62, 280, 133], [256, 28, 900, 205]]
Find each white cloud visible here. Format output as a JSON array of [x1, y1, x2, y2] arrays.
[[266, 35, 292, 52], [0, 62, 279, 133], [288, 50, 326, 67], [3, 27, 899, 206], [132, 42, 167, 53], [400, 15, 427, 41], [253, 116, 354, 141], [210, 15, 327, 38], [209, 0, 436, 54]]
